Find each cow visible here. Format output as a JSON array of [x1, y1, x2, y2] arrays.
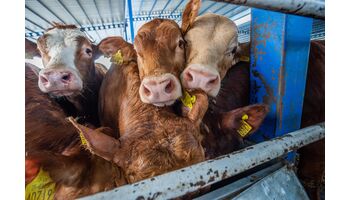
[[25, 63, 124, 200], [36, 23, 106, 126], [69, 36, 208, 184], [25, 38, 41, 59], [180, 7, 325, 199]]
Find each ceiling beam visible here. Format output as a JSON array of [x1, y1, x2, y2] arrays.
[[199, 1, 216, 15], [37, 0, 67, 24], [76, 0, 101, 40], [25, 5, 53, 26], [57, 0, 82, 27], [212, 3, 227, 14], [222, 5, 239, 16], [170, 0, 186, 16], [137, 0, 145, 15], [148, 0, 158, 18], [25, 17, 46, 30], [158, 0, 172, 17]]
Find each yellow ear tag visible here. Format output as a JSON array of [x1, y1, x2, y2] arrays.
[[25, 167, 56, 200], [237, 114, 253, 138], [112, 50, 123, 65], [67, 117, 88, 147], [79, 130, 88, 146], [239, 56, 250, 62], [181, 90, 196, 109]]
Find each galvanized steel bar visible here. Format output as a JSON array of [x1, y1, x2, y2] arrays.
[[25, 6, 53, 26], [37, 0, 67, 24], [170, 0, 186, 16], [81, 123, 324, 200], [158, 0, 172, 17], [148, 0, 158, 17], [214, 0, 325, 19], [57, 0, 83, 27]]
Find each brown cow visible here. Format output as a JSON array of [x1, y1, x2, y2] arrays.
[[36, 23, 106, 126], [25, 63, 123, 200], [134, 0, 200, 107], [70, 34, 208, 184]]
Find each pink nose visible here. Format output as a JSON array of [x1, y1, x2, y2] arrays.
[[139, 74, 181, 106], [181, 66, 220, 96], [39, 70, 73, 91]]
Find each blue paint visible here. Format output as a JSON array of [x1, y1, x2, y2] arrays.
[[127, 0, 134, 43], [248, 9, 312, 145]]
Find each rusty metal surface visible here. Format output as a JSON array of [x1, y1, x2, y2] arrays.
[[233, 166, 309, 200], [214, 0, 325, 19], [81, 123, 324, 200]]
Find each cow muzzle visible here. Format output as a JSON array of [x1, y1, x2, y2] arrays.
[[181, 64, 221, 97], [139, 73, 182, 107], [38, 68, 83, 97]]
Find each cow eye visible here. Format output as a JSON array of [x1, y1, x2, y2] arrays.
[[178, 40, 186, 49], [85, 48, 92, 56], [231, 46, 237, 54]]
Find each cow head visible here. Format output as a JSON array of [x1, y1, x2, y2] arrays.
[[181, 11, 239, 97], [134, 19, 186, 107], [36, 23, 98, 97]]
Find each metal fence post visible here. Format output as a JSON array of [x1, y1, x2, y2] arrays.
[[248, 9, 313, 153], [126, 0, 134, 43]]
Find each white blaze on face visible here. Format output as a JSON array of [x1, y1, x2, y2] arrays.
[[45, 28, 86, 74], [37, 28, 89, 96]]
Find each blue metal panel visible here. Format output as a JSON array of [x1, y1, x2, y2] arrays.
[[249, 9, 313, 143], [127, 0, 134, 43]]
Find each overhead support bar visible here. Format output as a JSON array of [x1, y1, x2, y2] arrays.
[[212, 3, 227, 14], [76, 0, 101, 40], [214, 0, 324, 19], [170, 0, 186, 16], [199, 1, 216, 15], [222, 5, 239, 16], [148, 0, 158, 17], [57, 0, 82, 27], [25, 6, 53, 26], [37, 0, 67, 24], [159, 0, 172, 17], [137, 0, 145, 15], [82, 123, 324, 200], [127, 0, 135, 43], [228, 7, 248, 18], [25, 18, 46, 30]]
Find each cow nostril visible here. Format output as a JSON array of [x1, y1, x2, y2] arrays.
[[208, 76, 219, 85], [184, 71, 193, 82], [143, 85, 151, 97], [40, 75, 49, 85], [61, 74, 71, 83], [164, 81, 174, 94]]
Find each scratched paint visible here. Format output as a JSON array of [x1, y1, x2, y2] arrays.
[[248, 9, 313, 144]]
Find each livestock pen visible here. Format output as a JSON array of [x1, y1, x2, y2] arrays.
[[25, 0, 325, 199]]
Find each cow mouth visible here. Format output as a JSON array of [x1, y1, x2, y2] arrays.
[[152, 99, 176, 107], [50, 89, 80, 97]]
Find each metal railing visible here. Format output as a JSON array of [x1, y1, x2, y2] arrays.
[[82, 123, 325, 200]]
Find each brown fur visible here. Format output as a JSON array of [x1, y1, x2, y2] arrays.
[[25, 63, 121, 199], [76, 37, 208, 184], [134, 19, 186, 80], [25, 39, 40, 59], [36, 24, 105, 126]]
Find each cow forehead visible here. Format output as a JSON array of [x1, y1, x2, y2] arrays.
[[186, 14, 238, 48], [45, 28, 87, 50]]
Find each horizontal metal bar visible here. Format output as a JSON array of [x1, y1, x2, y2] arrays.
[[214, 0, 324, 19], [81, 123, 324, 200], [194, 162, 283, 200]]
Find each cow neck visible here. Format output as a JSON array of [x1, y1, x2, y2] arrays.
[[58, 65, 103, 126], [118, 61, 179, 138]]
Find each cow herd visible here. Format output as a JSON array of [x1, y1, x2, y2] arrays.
[[25, 0, 325, 199]]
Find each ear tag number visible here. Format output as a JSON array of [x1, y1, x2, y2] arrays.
[[25, 168, 55, 200], [237, 114, 253, 137]]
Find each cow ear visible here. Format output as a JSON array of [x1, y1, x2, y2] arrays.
[[220, 104, 269, 138], [25, 39, 41, 59], [181, 0, 201, 34], [67, 117, 120, 161]]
